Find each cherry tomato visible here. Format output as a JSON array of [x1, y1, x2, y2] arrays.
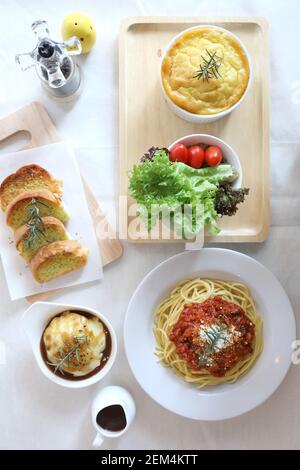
[[169, 144, 189, 164], [187, 145, 205, 169], [205, 146, 223, 166]]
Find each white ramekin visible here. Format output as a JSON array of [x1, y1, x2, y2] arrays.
[[22, 302, 117, 389], [168, 134, 243, 188], [160, 25, 252, 124]]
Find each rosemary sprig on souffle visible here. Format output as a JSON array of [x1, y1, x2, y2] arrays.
[[194, 49, 223, 82], [46, 334, 88, 375]]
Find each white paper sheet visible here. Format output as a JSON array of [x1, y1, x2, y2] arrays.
[[0, 142, 103, 300]]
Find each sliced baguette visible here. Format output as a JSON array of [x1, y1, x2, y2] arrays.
[[0, 164, 63, 212], [6, 189, 69, 230], [30, 240, 89, 283], [15, 216, 69, 263]]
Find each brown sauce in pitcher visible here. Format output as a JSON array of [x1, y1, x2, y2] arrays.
[[96, 405, 127, 432]]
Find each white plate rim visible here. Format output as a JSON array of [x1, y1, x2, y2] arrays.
[[124, 248, 296, 421]]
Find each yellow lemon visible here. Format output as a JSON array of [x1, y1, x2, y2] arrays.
[[61, 12, 96, 54]]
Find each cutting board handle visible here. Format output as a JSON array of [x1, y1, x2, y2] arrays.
[[0, 102, 59, 149], [0, 119, 31, 144]]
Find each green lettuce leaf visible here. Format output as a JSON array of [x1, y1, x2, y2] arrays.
[[129, 151, 236, 238]]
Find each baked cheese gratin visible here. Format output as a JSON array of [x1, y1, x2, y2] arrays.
[[161, 27, 250, 116]]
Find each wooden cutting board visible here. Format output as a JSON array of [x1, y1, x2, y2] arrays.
[[0, 102, 122, 301]]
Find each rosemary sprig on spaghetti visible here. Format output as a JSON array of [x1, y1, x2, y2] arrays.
[[24, 198, 49, 249], [46, 334, 88, 375], [193, 49, 223, 82], [198, 324, 229, 366]]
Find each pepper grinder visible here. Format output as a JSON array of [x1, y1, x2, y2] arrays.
[[15, 20, 83, 101]]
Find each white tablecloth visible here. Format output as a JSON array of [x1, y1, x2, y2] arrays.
[[0, 0, 299, 450]]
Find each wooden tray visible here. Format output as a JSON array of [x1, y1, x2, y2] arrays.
[[0, 102, 122, 301], [119, 17, 270, 242]]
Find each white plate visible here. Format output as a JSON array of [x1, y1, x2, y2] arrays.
[[124, 249, 296, 420]]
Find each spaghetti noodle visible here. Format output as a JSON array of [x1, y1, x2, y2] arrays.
[[154, 278, 263, 388]]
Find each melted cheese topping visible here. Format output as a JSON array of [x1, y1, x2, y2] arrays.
[[43, 311, 106, 376], [161, 27, 250, 115]]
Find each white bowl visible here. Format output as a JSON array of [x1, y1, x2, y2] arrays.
[[22, 302, 117, 389], [168, 133, 243, 188], [124, 249, 296, 420], [160, 25, 252, 124]]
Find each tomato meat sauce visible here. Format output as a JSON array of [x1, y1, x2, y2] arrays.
[[169, 296, 255, 377]]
